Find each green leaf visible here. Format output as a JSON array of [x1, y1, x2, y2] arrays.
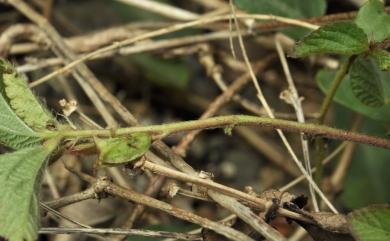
[[234, 0, 326, 40], [316, 69, 390, 121], [371, 49, 390, 70], [0, 145, 53, 241], [0, 86, 41, 149], [347, 204, 390, 241], [350, 56, 390, 107], [96, 133, 151, 166], [0, 59, 54, 130], [294, 22, 369, 57], [355, 0, 390, 43]]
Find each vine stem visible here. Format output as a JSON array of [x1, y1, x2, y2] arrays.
[[317, 56, 356, 124], [45, 115, 390, 149]]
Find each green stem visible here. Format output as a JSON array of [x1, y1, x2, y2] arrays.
[[317, 56, 355, 124], [42, 115, 390, 149], [315, 56, 355, 183]]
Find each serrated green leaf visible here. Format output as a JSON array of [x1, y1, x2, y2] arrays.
[[347, 204, 390, 241], [0, 145, 53, 241], [0, 59, 54, 130], [350, 56, 390, 107], [355, 0, 390, 43], [96, 133, 151, 166], [316, 69, 390, 121], [371, 49, 390, 70], [0, 88, 41, 149], [234, 0, 326, 40], [294, 22, 369, 57]]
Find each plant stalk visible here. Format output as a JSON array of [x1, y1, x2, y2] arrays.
[[317, 56, 356, 124], [42, 114, 390, 149]]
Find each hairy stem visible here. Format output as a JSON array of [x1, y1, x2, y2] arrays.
[[317, 56, 355, 124], [45, 115, 390, 149]]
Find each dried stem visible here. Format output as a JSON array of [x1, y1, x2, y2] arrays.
[[40, 203, 91, 229], [44, 187, 96, 209], [275, 37, 318, 211], [113, 0, 199, 21], [39, 227, 202, 240]]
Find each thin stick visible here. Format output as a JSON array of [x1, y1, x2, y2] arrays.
[[113, 0, 199, 21], [275, 37, 318, 211], [39, 227, 202, 240], [40, 203, 91, 229], [44, 187, 96, 209]]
